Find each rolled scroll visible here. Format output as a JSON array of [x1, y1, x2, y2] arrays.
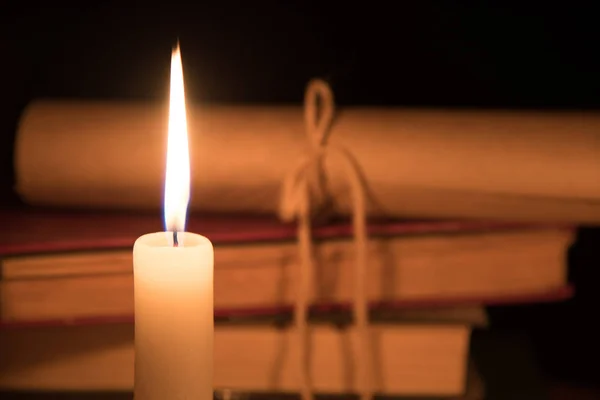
[[15, 101, 600, 222]]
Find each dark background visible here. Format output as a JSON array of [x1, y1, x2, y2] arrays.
[[1, 1, 600, 393], [3, 2, 600, 196]]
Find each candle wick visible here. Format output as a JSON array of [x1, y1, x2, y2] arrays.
[[173, 231, 179, 247]]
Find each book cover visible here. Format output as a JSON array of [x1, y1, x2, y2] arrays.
[[0, 208, 565, 256]]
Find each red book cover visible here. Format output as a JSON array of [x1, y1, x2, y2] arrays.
[[0, 208, 569, 256], [0, 208, 574, 328]]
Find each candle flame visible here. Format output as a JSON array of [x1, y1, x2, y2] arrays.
[[164, 43, 190, 234]]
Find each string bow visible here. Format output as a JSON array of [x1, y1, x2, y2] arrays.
[[279, 79, 372, 400]]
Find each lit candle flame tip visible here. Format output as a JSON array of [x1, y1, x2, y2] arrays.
[[164, 44, 190, 234]]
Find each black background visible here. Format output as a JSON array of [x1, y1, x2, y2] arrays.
[[2, 3, 600, 197], [1, 1, 600, 389]]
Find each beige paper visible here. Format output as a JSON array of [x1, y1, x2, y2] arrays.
[[15, 101, 600, 222]]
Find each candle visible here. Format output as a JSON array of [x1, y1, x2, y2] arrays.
[[133, 44, 214, 400]]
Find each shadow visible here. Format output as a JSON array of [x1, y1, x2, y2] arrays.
[[267, 323, 289, 390], [338, 325, 354, 391], [314, 244, 344, 303]]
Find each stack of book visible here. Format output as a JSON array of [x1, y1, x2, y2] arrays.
[[0, 209, 573, 398], [5, 97, 595, 398]]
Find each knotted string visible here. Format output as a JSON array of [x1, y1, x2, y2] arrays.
[[279, 79, 372, 400]]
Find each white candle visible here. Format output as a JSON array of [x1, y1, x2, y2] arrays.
[[133, 44, 214, 400]]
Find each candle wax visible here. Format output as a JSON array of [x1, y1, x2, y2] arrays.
[[133, 231, 213, 400]]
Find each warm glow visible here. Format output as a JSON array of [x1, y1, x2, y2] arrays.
[[164, 43, 190, 233]]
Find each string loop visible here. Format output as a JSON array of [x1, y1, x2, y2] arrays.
[[304, 79, 335, 151]]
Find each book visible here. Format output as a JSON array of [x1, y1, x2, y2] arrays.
[[0, 210, 573, 326], [0, 307, 485, 397]]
